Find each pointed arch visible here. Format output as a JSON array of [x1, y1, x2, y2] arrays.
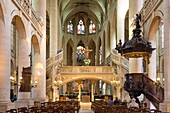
[[10, 15, 29, 98], [76, 40, 85, 65], [31, 35, 41, 90], [77, 40, 85, 47], [88, 39, 96, 66], [11, 16, 26, 39], [67, 38, 74, 65], [31, 35, 40, 54]]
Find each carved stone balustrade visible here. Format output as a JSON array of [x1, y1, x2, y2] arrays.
[[12, 0, 43, 36]]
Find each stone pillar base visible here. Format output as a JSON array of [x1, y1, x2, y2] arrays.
[[0, 101, 15, 113], [18, 92, 30, 100], [160, 101, 170, 112], [15, 99, 34, 109]]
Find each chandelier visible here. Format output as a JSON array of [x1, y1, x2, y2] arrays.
[[111, 77, 120, 86]]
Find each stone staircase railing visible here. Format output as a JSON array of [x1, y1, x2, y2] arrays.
[[46, 50, 63, 78], [46, 50, 63, 89], [140, 0, 163, 23], [102, 52, 129, 71]]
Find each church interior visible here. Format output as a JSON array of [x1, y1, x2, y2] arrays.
[[0, 0, 170, 112]]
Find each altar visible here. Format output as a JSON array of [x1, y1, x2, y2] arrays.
[[80, 95, 91, 109], [81, 95, 90, 102]]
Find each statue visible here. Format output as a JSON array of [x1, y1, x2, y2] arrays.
[[84, 46, 93, 66], [135, 14, 141, 29], [84, 46, 92, 59]]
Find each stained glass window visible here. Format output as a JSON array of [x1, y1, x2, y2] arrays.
[[77, 20, 85, 34], [89, 21, 96, 33], [76, 46, 85, 62], [67, 21, 73, 33]]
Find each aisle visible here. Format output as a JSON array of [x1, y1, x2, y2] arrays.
[[78, 109, 94, 113]]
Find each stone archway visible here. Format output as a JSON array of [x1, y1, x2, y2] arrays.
[[31, 35, 43, 99], [11, 15, 29, 99], [76, 40, 85, 66], [67, 39, 74, 66], [88, 39, 96, 66], [148, 16, 162, 81]]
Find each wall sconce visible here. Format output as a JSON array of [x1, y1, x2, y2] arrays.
[[31, 80, 38, 88], [10, 76, 23, 86], [156, 71, 161, 84]]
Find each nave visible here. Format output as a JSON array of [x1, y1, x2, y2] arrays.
[[6, 100, 161, 113]]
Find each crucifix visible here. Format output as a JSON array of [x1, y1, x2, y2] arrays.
[[85, 46, 93, 59]]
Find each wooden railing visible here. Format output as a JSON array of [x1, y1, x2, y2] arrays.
[[140, 0, 163, 22], [124, 73, 164, 109], [12, 0, 43, 36]]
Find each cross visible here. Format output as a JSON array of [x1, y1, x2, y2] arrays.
[[85, 46, 93, 59]]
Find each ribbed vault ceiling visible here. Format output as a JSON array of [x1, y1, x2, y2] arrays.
[[59, 0, 113, 27]]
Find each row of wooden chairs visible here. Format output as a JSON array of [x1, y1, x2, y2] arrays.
[[6, 101, 80, 113], [92, 101, 162, 113]]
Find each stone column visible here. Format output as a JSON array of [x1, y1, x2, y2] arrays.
[[32, 0, 46, 102], [78, 84, 81, 102], [102, 38, 105, 63], [91, 81, 95, 102], [110, 85, 113, 95], [53, 87, 59, 101], [49, 0, 58, 57], [113, 87, 116, 100], [128, 0, 144, 73], [62, 83, 67, 94], [117, 0, 129, 43], [95, 81, 100, 95], [116, 86, 121, 99], [106, 83, 110, 95], [160, 1, 170, 112], [0, 10, 12, 112], [73, 47, 77, 66], [95, 44, 99, 65]]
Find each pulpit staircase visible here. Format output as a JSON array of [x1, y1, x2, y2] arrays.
[[46, 49, 63, 98], [124, 73, 164, 109]]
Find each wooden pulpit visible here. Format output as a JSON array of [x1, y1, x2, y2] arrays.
[[20, 66, 31, 92]]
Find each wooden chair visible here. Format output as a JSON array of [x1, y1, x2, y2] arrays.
[[18, 107, 29, 113], [141, 108, 150, 113], [150, 109, 162, 113], [6, 109, 17, 113]]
